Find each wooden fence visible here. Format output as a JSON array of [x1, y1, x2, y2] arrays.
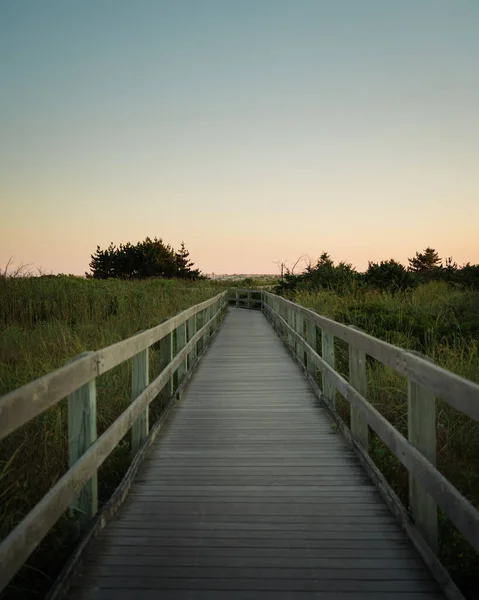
[[0, 291, 228, 591], [261, 290, 479, 559]]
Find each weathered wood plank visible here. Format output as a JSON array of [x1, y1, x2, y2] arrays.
[[349, 327, 368, 450], [186, 315, 197, 369], [131, 347, 149, 454], [321, 330, 335, 407], [68, 353, 97, 524], [176, 324, 187, 388], [408, 378, 438, 552]]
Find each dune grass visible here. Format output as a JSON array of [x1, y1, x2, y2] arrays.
[[0, 275, 225, 598], [293, 282, 479, 598]]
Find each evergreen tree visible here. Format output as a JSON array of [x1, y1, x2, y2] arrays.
[[408, 247, 442, 272], [87, 238, 202, 280]]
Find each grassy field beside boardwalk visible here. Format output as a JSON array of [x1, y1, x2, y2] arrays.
[[291, 282, 479, 598], [0, 275, 228, 598]]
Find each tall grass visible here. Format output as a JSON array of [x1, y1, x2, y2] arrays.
[[0, 276, 225, 598], [293, 282, 479, 598]]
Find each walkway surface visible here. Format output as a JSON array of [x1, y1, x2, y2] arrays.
[[68, 308, 444, 599]]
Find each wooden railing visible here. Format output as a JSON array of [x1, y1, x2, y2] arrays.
[[228, 289, 262, 309], [0, 291, 228, 592], [261, 291, 479, 562]]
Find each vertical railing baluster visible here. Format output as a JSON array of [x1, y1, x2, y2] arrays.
[[159, 331, 173, 406], [408, 375, 438, 551], [68, 351, 97, 525], [132, 344, 149, 454], [348, 328, 368, 451], [306, 318, 317, 379], [321, 330, 335, 407], [176, 323, 187, 387], [187, 314, 197, 370]]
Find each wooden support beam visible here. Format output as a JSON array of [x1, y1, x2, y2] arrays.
[[348, 329, 368, 450], [321, 330, 335, 407], [176, 323, 187, 387], [187, 315, 197, 369], [159, 332, 173, 405], [306, 319, 317, 378], [294, 310, 304, 365], [68, 352, 97, 524], [408, 377, 438, 552], [131, 346, 149, 454]]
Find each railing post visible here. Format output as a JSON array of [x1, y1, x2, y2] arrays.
[[187, 314, 197, 369], [321, 330, 335, 407], [205, 306, 211, 344], [348, 328, 368, 450], [235, 290, 239, 307], [131, 345, 149, 454], [68, 352, 97, 524], [197, 309, 204, 355], [306, 319, 317, 378], [176, 322, 187, 388], [159, 331, 173, 405], [408, 375, 438, 552], [294, 309, 304, 365], [287, 306, 294, 350]]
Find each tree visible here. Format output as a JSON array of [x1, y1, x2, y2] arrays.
[[408, 247, 442, 273], [87, 238, 202, 280], [364, 259, 417, 291]]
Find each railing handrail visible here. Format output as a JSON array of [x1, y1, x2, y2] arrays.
[[0, 292, 226, 441], [0, 291, 228, 592], [261, 290, 479, 561]]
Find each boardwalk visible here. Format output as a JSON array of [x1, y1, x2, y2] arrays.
[[68, 309, 444, 599]]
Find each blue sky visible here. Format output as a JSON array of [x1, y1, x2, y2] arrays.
[[1, 0, 478, 274]]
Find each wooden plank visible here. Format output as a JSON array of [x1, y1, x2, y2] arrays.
[[305, 319, 316, 378], [0, 303, 225, 592], [262, 292, 479, 422], [158, 332, 173, 405], [176, 324, 187, 387], [321, 329, 335, 407], [408, 377, 438, 552], [294, 310, 304, 365], [186, 315, 197, 369], [69, 590, 444, 600], [68, 353, 97, 525], [131, 347, 149, 455], [348, 327, 368, 450]]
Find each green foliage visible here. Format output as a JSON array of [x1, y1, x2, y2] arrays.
[[364, 259, 417, 291], [275, 248, 479, 294], [277, 252, 358, 294], [408, 246, 442, 273], [88, 237, 202, 280]]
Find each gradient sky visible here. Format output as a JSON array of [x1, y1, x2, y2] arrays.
[[1, 1, 478, 275]]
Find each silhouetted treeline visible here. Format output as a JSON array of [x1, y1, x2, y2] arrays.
[[87, 237, 202, 280], [277, 248, 479, 293]]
